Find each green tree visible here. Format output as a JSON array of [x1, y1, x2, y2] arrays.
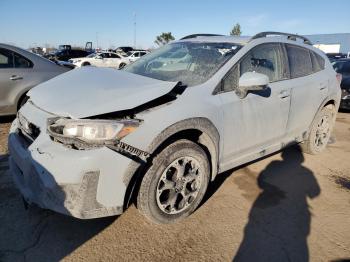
[[154, 32, 175, 46], [230, 23, 242, 36]]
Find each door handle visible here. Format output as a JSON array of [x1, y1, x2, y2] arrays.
[[278, 90, 290, 99], [320, 85, 327, 90], [10, 75, 23, 81]]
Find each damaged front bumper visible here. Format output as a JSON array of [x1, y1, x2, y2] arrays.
[[8, 102, 138, 219]]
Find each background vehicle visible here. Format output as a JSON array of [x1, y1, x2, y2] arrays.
[[9, 32, 340, 224], [44, 49, 90, 62], [115, 46, 134, 55], [119, 50, 149, 68], [327, 53, 348, 62], [69, 52, 125, 68], [333, 58, 350, 109], [0, 43, 69, 116]]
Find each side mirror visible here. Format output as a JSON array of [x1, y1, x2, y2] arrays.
[[236, 72, 269, 98]]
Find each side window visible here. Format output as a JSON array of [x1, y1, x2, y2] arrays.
[[240, 43, 284, 82], [310, 51, 325, 73], [134, 52, 140, 57], [14, 52, 33, 68], [110, 53, 119, 58], [0, 49, 14, 68], [223, 65, 239, 92], [286, 44, 313, 78]]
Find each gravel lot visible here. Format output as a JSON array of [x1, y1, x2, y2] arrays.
[[0, 113, 349, 262]]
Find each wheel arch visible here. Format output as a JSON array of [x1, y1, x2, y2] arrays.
[[122, 117, 220, 209]]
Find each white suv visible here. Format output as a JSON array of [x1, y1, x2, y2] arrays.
[[8, 32, 341, 224]]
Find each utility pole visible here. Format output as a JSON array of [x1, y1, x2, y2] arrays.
[[133, 12, 136, 48], [96, 32, 99, 50]]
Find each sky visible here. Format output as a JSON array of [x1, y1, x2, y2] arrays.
[[1, 0, 350, 49]]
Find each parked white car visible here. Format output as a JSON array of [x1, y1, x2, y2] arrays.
[[69, 52, 124, 68], [118, 50, 149, 69]]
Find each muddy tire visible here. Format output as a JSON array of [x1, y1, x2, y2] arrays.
[[137, 139, 210, 224], [302, 105, 336, 155]]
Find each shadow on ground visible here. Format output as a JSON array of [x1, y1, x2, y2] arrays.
[[0, 153, 116, 262], [232, 145, 320, 262]]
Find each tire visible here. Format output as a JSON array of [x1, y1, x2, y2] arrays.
[[137, 139, 210, 224], [119, 63, 126, 69], [301, 105, 336, 155], [82, 62, 90, 66]]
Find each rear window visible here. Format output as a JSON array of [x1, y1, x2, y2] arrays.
[[310, 51, 325, 72], [14, 52, 33, 68], [286, 44, 313, 78], [0, 48, 13, 68]]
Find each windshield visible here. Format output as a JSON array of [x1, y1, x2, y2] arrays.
[[124, 42, 241, 86]]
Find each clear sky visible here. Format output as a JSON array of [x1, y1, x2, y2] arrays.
[[1, 0, 349, 49]]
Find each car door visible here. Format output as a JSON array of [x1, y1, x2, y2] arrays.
[[218, 43, 291, 166], [0, 48, 33, 114], [108, 53, 121, 67], [284, 44, 328, 137]]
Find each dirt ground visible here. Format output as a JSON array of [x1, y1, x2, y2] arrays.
[[0, 113, 349, 262]]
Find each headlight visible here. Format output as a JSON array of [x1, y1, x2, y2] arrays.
[[48, 118, 140, 143]]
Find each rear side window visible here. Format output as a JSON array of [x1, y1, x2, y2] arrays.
[[0, 48, 14, 68], [13, 52, 33, 68], [286, 44, 313, 78], [310, 51, 325, 72]]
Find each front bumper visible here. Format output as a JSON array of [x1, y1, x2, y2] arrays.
[[8, 102, 135, 219]]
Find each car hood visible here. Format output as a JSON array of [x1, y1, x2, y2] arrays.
[[28, 67, 179, 118]]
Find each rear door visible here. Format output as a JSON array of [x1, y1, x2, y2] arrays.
[[0, 49, 33, 113], [284, 44, 328, 137]]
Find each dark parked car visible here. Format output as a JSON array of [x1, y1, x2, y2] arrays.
[[333, 59, 350, 110], [115, 46, 134, 54], [327, 53, 348, 62], [44, 49, 91, 62]]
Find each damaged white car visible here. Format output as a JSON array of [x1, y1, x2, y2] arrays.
[[8, 32, 341, 223]]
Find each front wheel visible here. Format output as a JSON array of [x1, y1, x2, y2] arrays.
[[302, 105, 336, 154], [119, 63, 126, 69], [137, 139, 210, 224]]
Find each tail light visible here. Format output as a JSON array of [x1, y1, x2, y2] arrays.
[[336, 73, 342, 85]]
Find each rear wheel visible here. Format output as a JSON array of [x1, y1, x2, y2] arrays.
[[137, 139, 210, 224], [302, 105, 336, 154]]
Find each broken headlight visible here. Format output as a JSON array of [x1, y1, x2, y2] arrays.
[[48, 118, 140, 143]]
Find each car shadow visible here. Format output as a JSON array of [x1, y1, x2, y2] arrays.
[[0, 151, 117, 262], [232, 145, 320, 262], [0, 116, 15, 124]]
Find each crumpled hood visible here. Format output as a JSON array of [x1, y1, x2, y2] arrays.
[[28, 67, 178, 118]]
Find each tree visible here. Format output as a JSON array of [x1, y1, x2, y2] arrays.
[[230, 23, 242, 36], [154, 32, 175, 46]]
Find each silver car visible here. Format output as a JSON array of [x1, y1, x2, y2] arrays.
[[8, 32, 341, 224], [0, 44, 68, 116]]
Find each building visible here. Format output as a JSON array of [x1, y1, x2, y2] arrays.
[[305, 33, 350, 54]]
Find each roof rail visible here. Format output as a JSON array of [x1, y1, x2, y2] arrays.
[[180, 34, 223, 40], [250, 31, 313, 45]]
